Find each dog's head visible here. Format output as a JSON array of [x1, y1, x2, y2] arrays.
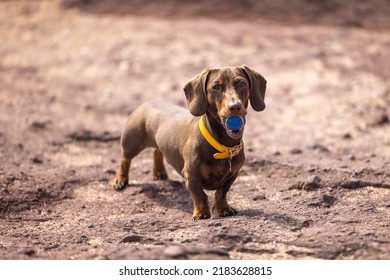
[[184, 65, 267, 139]]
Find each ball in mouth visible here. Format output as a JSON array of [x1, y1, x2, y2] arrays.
[[223, 116, 246, 139]]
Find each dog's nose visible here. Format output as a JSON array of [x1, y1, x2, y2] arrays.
[[228, 101, 243, 113]]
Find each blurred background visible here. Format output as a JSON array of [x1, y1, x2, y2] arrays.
[[1, 0, 390, 260], [1, 0, 389, 167]]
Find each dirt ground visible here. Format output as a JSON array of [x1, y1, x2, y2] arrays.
[[0, 0, 389, 260]]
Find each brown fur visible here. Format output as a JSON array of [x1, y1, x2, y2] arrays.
[[113, 65, 267, 219]]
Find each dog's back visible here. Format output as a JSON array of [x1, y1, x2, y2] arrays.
[[121, 100, 197, 175]]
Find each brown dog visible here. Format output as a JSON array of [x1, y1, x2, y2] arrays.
[[113, 65, 266, 219]]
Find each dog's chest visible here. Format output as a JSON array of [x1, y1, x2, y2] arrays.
[[200, 159, 242, 190]]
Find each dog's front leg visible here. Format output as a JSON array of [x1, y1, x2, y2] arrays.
[[113, 157, 131, 190], [185, 179, 211, 220], [213, 176, 238, 218]]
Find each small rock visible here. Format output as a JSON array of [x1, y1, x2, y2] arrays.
[[30, 121, 48, 130], [288, 181, 304, 190], [322, 194, 337, 207], [306, 175, 321, 184], [301, 220, 312, 228], [121, 234, 143, 243], [208, 221, 222, 227], [352, 169, 364, 177], [181, 238, 198, 243], [105, 169, 116, 175], [370, 113, 389, 126], [31, 156, 43, 164], [252, 194, 266, 201], [290, 219, 312, 231], [343, 133, 352, 139], [307, 167, 317, 172], [77, 235, 89, 244], [309, 144, 330, 153], [308, 194, 336, 208], [163, 245, 187, 258], [303, 175, 321, 191], [290, 148, 303, 154], [44, 243, 59, 250], [18, 247, 35, 256]]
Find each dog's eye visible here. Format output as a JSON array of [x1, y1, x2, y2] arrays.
[[237, 81, 247, 89], [211, 84, 221, 91]]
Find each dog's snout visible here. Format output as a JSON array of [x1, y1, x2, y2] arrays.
[[228, 101, 243, 114]]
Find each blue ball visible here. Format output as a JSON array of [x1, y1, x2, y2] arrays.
[[226, 116, 244, 131]]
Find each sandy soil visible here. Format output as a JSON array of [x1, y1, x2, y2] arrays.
[[0, 0, 389, 260]]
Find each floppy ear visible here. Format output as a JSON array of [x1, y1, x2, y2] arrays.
[[183, 69, 209, 116], [241, 65, 267, 111]]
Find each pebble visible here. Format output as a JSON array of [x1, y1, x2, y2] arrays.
[[18, 247, 35, 256], [121, 234, 143, 243], [208, 221, 222, 227], [31, 156, 43, 164], [252, 194, 266, 201], [343, 133, 352, 139], [303, 175, 321, 191], [322, 194, 337, 207], [163, 245, 187, 258], [290, 148, 303, 154], [370, 112, 389, 126], [307, 167, 317, 172], [309, 144, 330, 153]]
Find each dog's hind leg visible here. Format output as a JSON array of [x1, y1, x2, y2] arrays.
[[113, 113, 148, 190], [153, 148, 168, 180]]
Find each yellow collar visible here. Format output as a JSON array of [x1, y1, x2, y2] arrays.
[[199, 115, 244, 159]]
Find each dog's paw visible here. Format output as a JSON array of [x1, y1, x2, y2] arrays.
[[213, 206, 238, 218], [192, 211, 211, 220], [113, 177, 128, 191], [153, 171, 168, 181]]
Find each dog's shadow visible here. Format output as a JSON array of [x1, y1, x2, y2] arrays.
[[122, 181, 273, 219], [126, 179, 193, 214]]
